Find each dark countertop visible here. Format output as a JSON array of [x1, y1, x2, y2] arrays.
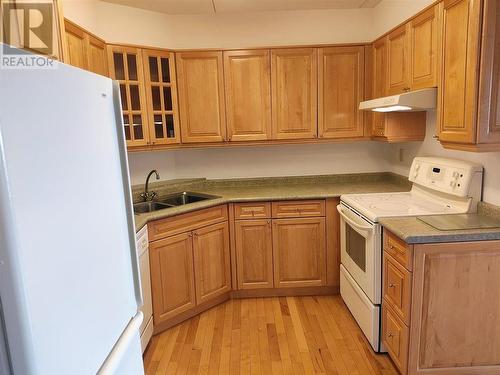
[[133, 173, 411, 232], [380, 202, 500, 244]]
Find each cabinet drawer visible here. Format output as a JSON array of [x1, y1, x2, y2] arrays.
[[272, 200, 325, 218], [148, 205, 228, 241], [384, 230, 413, 271], [382, 304, 409, 375], [383, 253, 412, 325], [234, 202, 271, 219]]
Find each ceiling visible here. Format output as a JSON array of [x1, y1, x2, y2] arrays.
[[100, 0, 383, 15]]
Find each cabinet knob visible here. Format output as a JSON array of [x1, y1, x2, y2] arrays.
[[388, 332, 394, 338], [389, 283, 395, 288], [432, 134, 440, 141]]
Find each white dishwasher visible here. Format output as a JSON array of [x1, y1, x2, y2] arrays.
[[136, 225, 153, 352]]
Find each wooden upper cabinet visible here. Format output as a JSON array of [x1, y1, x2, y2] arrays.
[[64, 19, 107, 76], [142, 49, 180, 145], [476, 0, 500, 147], [87, 35, 108, 76], [409, 4, 441, 90], [318, 46, 364, 138], [438, 0, 482, 145], [271, 48, 318, 139], [64, 20, 87, 70], [176, 51, 227, 143], [108, 45, 149, 147], [371, 38, 388, 137], [387, 24, 411, 95], [224, 50, 272, 141], [149, 232, 196, 324], [272, 217, 326, 288], [192, 221, 231, 304]]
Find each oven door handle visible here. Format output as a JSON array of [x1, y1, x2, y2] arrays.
[[337, 205, 374, 232]]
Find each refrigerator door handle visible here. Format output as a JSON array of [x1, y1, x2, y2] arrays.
[[97, 312, 143, 375], [112, 81, 143, 307]]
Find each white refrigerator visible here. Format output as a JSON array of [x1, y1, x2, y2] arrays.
[[0, 51, 145, 374]]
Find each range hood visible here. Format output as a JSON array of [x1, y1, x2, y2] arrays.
[[359, 87, 437, 112]]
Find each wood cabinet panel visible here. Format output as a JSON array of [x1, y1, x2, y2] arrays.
[[271, 48, 318, 139], [438, 0, 482, 144], [107, 44, 149, 147], [477, 0, 500, 145], [371, 37, 388, 137], [64, 20, 87, 70], [87, 35, 108, 76], [148, 205, 228, 242], [387, 24, 410, 94], [149, 232, 196, 324], [318, 46, 364, 138], [234, 202, 271, 219], [176, 51, 227, 143], [193, 221, 231, 304], [382, 304, 409, 375], [409, 240, 500, 374], [384, 230, 413, 271], [234, 219, 274, 289], [272, 200, 325, 218], [224, 50, 272, 141], [272, 217, 326, 288], [142, 48, 180, 145], [383, 253, 412, 325], [409, 4, 441, 90]]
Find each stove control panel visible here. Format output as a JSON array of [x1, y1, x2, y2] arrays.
[[409, 157, 483, 198]]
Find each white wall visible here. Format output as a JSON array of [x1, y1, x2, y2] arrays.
[[128, 142, 392, 185], [385, 112, 500, 206]]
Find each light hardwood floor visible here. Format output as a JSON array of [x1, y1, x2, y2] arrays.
[[143, 295, 399, 375]]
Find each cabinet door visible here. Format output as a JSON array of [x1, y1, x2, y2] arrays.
[[409, 4, 441, 90], [271, 48, 318, 139], [387, 25, 410, 95], [318, 46, 364, 138], [438, 0, 482, 144], [149, 233, 196, 324], [272, 217, 326, 288], [142, 49, 180, 145], [372, 37, 388, 137], [107, 45, 149, 147], [176, 51, 227, 143], [234, 219, 273, 289], [64, 20, 87, 70], [193, 222, 231, 304], [224, 50, 272, 141], [476, 0, 500, 145], [87, 35, 108, 76]]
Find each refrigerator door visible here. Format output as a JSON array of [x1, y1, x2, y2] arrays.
[[0, 57, 143, 374]]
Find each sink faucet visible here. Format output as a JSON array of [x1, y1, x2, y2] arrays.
[[140, 170, 160, 201]]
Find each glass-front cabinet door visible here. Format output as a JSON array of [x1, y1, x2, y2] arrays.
[[142, 49, 180, 145], [107, 45, 149, 147]]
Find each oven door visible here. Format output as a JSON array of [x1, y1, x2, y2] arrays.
[[337, 203, 381, 304]]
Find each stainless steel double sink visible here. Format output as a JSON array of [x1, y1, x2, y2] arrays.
[[133, 192, 219, 214]]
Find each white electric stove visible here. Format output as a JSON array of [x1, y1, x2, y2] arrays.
[[337, 157, 483, 352]]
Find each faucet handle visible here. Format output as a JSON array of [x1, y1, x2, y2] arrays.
[[140, 191, 157, 201]]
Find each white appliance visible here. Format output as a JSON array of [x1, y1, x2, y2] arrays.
[[337, 157, 483, 352], [359, 87, 437, 112], [0, 52, 145, 374], [136, 225, 153, 352]]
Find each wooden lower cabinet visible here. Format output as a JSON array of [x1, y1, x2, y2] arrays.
[[272, 217, 326, 288], [149, 232, 196, 325], [234, 219, 274, 289], [192, 222, 231, 304], [383, 230, 500, 375]]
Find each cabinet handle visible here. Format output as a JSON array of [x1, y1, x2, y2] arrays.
[[388, 332, 394, 338], [267, 220, 271, 224], [389, 283, 396, 288], [188, 233, 193, 237]]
